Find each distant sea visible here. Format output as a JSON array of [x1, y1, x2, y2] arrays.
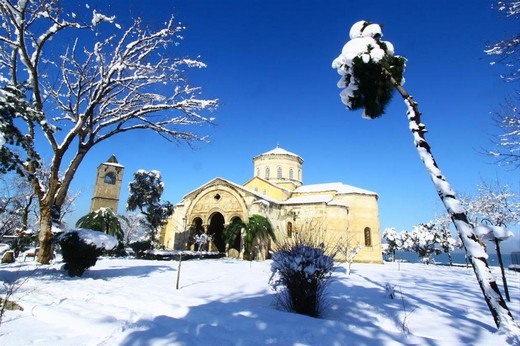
[[388, 251, 517, 268]]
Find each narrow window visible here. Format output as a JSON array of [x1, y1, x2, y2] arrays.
[[364, 227, 372, 246], [289, 168, 294, 180], [265, 167, 270, 179], [277, 166, 282, 178], [287, 222, 293, 238]]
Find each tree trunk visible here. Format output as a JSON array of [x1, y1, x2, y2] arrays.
[[37, 204, 54, 264], [385, 71, 517, 333]]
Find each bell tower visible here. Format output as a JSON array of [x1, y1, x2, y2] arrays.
[[90, 155, 124, 213]]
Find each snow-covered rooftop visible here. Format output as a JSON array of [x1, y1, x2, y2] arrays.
[[254, 146, 302, 160], [182, 177, 279, 204], [103, 162, 124, 168], [294, 182, 377, 196], [282, 194, 333, 205]]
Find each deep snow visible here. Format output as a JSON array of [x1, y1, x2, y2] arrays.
[[1, 257, 519, 345]]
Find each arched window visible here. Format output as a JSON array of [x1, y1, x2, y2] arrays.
[[265, 167, 270, 179], [104, 172, 116, 184], [289, 168, 294, 180], [287, 222, 293, 238], [364, 227, 372, 246], [277, 166, 282, 178]]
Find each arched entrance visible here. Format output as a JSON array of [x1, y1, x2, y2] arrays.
[[229, 217, 243, 251], [190, 217, 204, 251], [208, 212, 225, 252]]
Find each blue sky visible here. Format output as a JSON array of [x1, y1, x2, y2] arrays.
[[65, 0, 519, 252]]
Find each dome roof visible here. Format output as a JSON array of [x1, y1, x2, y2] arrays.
[[254, 146, 302, 161]]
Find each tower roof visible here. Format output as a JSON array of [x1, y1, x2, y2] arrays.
[[106, 155, 119, 164]]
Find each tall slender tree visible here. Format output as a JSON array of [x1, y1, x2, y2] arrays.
[[127, 170, 174, 249], [0, 0, 217, 263], [332, 21, 517, 333]]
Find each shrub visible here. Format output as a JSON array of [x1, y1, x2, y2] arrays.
[[58, 229, 117, 277], [270, 237, 335, 317], [128, 240, 152, 258]]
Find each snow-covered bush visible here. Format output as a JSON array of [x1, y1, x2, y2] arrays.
[[270, 240, 335, 317], [58, 229, 117, 277]]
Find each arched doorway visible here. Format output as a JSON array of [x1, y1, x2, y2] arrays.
[[208, 212, 225, 252], [229, 217, 243, 251], [191, 217, 205, 250]]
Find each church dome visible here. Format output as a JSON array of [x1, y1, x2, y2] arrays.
[[254, 146, 302, 161], [253, 146, 303, 190]]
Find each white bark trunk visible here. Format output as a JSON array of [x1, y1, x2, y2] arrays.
[[402, 96, 517, 334]]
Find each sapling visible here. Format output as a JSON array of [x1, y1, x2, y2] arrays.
[[332, 20, 516, 332]]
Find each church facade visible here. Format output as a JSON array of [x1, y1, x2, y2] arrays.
[[160, 147, 383, 263]]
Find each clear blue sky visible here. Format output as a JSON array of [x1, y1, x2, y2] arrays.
[[65, 0, 519, 252]]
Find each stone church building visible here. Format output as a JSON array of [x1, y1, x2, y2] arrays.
[[160, 146, 383, 263]]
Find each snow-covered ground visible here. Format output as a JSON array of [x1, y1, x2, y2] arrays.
[[1, 257, 518, 345]]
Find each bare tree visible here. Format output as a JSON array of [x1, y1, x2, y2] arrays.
[[485, 0, 519, 82], [484, 1, 520, 167], [332, 21, 516, 332], [0, 174, 38, 237], [486, 92, 520, 168], [0, 0, 217, 263]]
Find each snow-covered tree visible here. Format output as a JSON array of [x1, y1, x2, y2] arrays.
[[485, 1, 519, 167], [0, 174, 37, 237], [486, 93, 520, 168], [402, 223, 440, 264], [433, 215, 460, 265], [463, 179, 519, 302], [485, 0, 519, 82], [332, 21, 516, 332], [0, 0, 217, 264], [120, 213, 147, 246], [382, 227, 405, 261], [462, 179, 520, 228], [127, 170, 174, 249]]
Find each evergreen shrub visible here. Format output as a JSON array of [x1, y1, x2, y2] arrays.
[[128, 240, 152, 258], [59, 231, 104, 277]]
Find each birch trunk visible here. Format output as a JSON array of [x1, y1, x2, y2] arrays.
[[386, 71, 517, 333]]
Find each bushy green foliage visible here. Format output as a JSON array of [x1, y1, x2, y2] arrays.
[[128, 240, 152, 258], [76, 208, 125, 256], [127, 170, 174, 249], [59, 231, 103, 277], [350, 55, 406, 118], [224, 215, 276, 260]]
